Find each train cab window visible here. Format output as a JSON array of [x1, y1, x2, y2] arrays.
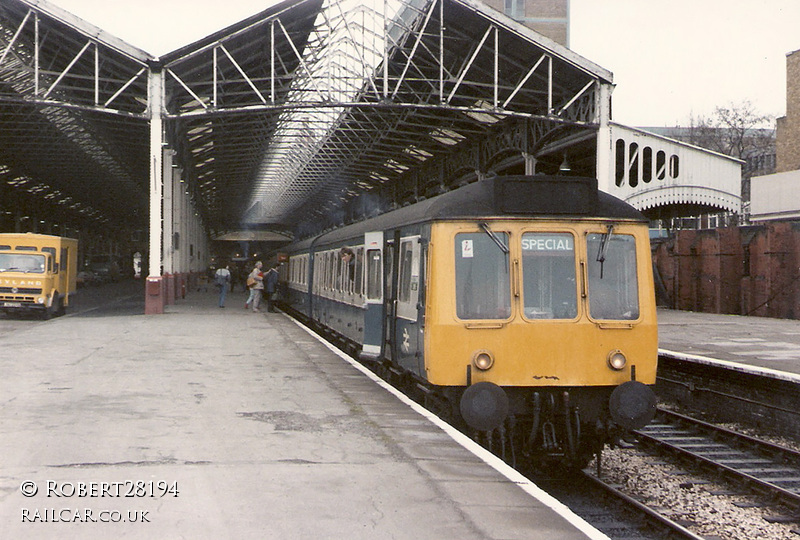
[[366, 249, 382, 300], [520, 233, 577, 319], [454, 232, 511, 320], [586, 232, 639, 320]]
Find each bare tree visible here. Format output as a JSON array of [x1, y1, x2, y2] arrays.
[[685, 101, 776, 205], [688, 100, 774, 160]]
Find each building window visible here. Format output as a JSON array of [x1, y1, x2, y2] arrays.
[[642, 147, 652, 183], [656, 151, 666, 179], [628, 142, 639, 187], [615, 139, 626, 187], [504, 0, 524, 19], [669, 155, 680, 178]]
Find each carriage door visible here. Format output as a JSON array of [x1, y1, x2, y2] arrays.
[[393, 236, 423, 375], [360, 232, 384, 360]]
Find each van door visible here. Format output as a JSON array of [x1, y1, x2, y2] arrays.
[[360, 231, 384, 360]]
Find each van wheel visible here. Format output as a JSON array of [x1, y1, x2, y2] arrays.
[[56, 296, 66, 316], [42, 295, 62, 320]]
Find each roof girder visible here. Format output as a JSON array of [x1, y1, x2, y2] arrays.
[[0, 0, 611, 239]]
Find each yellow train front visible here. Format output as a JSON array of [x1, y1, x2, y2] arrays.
[[281, 174, 657, 467]]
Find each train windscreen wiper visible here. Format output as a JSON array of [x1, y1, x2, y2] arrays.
[[479, 222, 508, 254], [595, 224, 615, 278]]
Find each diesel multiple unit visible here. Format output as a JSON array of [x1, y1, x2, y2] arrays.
[[279, 175, 657, 466]]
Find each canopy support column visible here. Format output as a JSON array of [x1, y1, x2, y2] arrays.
[[595, 81, 613, 193], [146, 67, 165, 314]]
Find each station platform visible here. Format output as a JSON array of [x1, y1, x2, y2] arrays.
[[0, 285, 605, 540], [658, 307, 800, 381]]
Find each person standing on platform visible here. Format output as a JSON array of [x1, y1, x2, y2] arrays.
[[245, 261, 264, 312], [214, 264, 231, 308], [229, 264, 239, 293], [264, 263, 280, 312]]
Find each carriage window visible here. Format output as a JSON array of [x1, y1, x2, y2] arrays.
[[337, 253, 345, 292], [314, 253, 322, 292], [355, 248, 364, 296], [586, 233, 639, 320], [521, 233, 577, 319], [325, 252, 334, 290], [366, 249, 382, 300], [398, 241, 414, 303], [455, 232, 511, 320], [385, 243, 394, 299]]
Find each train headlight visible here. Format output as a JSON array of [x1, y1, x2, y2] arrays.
[[472, 350, 495, 371], [607, 349, 627, 371]]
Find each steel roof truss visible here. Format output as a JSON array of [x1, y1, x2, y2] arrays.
[[446, 24, 493, 105], [558, 79, 596, 119], [167, 68, 208, 111], [104, 67, 146, 109], [0, 8, 31, 67], [42, 39, 90, 99], [502, 53, 547, 109], [390, 0, 437, 100], [276, 17, 326, 101], [216, 43, 267, 106]]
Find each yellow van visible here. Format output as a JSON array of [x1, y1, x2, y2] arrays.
[[0, 233, 78, 319]]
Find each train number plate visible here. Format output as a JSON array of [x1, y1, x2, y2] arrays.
[[2, 302, 22, 308]]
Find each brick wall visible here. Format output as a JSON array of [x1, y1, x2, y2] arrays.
[[653, 224, 800, 319], [481, 0, 568, 46], [776, 49, 800, 172]]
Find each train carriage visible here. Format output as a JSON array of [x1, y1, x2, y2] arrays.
[[280, 174, 657, 466]]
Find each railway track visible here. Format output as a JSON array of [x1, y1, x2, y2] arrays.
[[633, 408, 800, 521], [528, 466, 706, 540]]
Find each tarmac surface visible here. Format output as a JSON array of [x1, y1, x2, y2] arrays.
[[658, 307, 800, 377], [0, 282, 604, 540]]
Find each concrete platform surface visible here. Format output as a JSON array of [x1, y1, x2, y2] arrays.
[[658, 307, 800, 378], [0, 288, 606, 540]]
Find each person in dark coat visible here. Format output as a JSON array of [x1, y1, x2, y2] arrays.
[[264, 263, 280, 312]]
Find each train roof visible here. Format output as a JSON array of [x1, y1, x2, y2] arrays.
[[292, 175, 647, 250]]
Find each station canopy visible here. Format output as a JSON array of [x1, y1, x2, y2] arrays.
[[0, 0, 612, 240]]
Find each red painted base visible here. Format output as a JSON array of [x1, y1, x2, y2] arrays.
[[144, 276, 164, 314]]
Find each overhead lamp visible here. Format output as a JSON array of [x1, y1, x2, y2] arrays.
[[559, 153, 571, 174]]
